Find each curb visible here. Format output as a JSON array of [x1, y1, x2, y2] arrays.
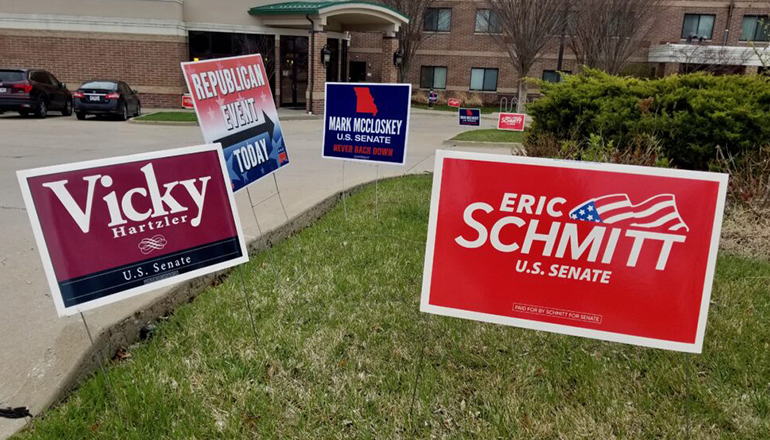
[[129, 114, 322, 126], [411, 109, 498, 120], [129, 119, 199, 127], [443, 139, 526, 155], [34, 178, 378, 429]]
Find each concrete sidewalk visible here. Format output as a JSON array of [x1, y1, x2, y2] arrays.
[[0, 111, 515, 438]]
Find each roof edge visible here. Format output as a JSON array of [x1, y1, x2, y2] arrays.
[[249, 1, 409, 21]]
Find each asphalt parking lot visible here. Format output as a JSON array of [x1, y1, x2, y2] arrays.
[[0, 108, 493, 438]]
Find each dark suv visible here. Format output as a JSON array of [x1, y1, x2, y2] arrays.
[[0, 69, 73, 118]]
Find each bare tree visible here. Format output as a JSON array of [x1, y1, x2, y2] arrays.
[[236, 34, 276, 82], [485, 0, 567, 113], [746, 9, 770, 71], [380, 0, 436, 82], [568, 0, 664, 75]]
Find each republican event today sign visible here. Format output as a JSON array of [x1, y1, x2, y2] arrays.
[[17, 145, 248, 317], [182, 55, 289, 192], [421, 151, 728, 353], [323, 82, 411, 165]]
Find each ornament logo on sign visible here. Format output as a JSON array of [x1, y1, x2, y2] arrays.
[[138, 235, 168, 255], [421, 150, 728, 353]]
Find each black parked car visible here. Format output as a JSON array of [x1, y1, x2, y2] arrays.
[[0, 69, 73, 118], [73, 80, 141, 121]]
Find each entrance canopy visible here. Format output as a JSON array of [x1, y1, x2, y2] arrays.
[[249, 1, 409, 33]]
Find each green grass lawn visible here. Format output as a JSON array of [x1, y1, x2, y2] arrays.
[[135, 112, 198, 122], [451, 129, 525, 143], [412, 103, 500, 114], [15, 176, 770, 439]]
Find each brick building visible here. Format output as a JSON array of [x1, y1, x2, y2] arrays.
[[0, 0, 408, 113], [1, 0, 768, 112], [401, 0, 770, 106]]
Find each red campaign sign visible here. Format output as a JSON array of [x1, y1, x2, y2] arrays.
[[447, 98, 461, 108], [181, 93, 194, 109], [17, 145, 248, 317], [421, 151, 728, 353], [498, 112, 526, 131]]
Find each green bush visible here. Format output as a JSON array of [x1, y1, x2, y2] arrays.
[[526, 69, 770, 170]]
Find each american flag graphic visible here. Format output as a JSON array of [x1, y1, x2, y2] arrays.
[[569, 194, 689, 232]]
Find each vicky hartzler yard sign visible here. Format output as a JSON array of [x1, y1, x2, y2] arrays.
[[421, 150, 728, 353], [182, 54, 290, 192], [17, 144, 248, 316]]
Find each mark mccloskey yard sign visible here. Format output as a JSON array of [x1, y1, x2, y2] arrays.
[[17, 144, 248, 317]]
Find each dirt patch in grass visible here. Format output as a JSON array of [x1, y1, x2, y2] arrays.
[[721, 207, 770, 261]]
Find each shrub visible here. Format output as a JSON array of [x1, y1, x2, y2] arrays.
[[525, 131, 670, 168], [411, 90, 429, 105], [713, 145, 770, 213], [526, 69, 770, 170]]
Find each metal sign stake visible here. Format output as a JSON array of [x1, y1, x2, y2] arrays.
[[685, 353, 693, 439], [409, 313, 431, 431], [237, 267, 259, 346], [375, 165, 380, 221], [79, 312, 115, 396], [342, 161, 348, 221], [245, 186, 277, 272]]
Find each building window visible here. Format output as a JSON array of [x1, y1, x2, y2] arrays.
[[741, 16, 769, 41], [542, 70, 571, 83], [420, 66, 447, 89], [424, 8, 452, 32], [475, 10, 502, 33], [681, 14, 715, 40], [470, 68, 499, 92]]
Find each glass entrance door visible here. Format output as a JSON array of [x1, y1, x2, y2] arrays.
[[280, 36, 308, 108]]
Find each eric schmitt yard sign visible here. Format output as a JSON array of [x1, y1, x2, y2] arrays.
[[421, 150, 728, 353]]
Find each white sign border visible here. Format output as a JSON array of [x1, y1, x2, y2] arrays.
[[321, 81, 412, 167], [420, 150, 729, 354], [17, 143, 250, 318]]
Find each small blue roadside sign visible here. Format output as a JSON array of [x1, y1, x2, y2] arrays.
[[323, 82, 411, 165], [458, 108, 481, 126]]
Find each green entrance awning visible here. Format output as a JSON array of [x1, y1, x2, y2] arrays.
[[249, 1, 409, 21]]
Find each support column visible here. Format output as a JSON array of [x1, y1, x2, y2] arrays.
[[274, 35, 281, 107], [307, 30, 327, 115], [381, 34, 399, 83]]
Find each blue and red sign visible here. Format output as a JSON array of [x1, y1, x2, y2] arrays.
[[182, 55, 289, 193], [459, 108, 481, 126], [323, 82, 411, 165]]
